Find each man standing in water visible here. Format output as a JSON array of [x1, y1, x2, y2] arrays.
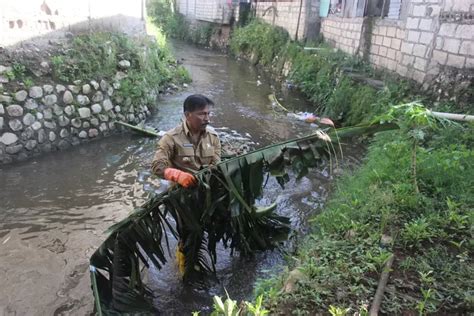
[[151, 94, 221, 186], [152, 94, 221, 276]]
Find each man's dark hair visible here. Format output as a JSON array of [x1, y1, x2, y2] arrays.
[[183, 94, 214, 113]]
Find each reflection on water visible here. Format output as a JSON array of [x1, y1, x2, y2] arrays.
[[0, 41, 361, 315]]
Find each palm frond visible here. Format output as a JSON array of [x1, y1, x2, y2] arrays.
[[89, 123, 398, 314]]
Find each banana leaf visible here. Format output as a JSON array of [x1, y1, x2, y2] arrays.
[[89, 122, 397, 314]]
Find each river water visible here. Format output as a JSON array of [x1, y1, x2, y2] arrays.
[[0, 41, 361, 315]]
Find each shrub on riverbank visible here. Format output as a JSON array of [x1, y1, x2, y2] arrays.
[[230, 20, 473, 315], [254, 113, 473, 314], [147, 0, 216, 46], [230, 20, 471, 126], [49, 32, 189, 107]]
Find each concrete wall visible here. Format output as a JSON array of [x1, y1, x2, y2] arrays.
[[177, 0, 234, 24], [320, 0, 474, 84], [0, 0, 145, 47]]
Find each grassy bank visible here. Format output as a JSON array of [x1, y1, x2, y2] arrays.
[[227, 20, 473, 315], [230, 20, 471, 125], [49, 32, 190, 108], [254, 120, 473, 314]]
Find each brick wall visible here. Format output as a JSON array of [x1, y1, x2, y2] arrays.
[[256, 1, 307, 40], [320, 0, 474, 84], [177, 0, 233, 24], [0, 0, 145, 47], [370, 21, 407, 77], [321, 17, 363, 55]]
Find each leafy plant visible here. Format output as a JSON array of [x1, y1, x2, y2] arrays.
[[89, 123, 396, 314], [12, 62, 26, 79]]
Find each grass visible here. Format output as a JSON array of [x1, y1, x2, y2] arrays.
[[254, 121, 473, 314], [227, 19, 473, 315], [48, 31, 190, 111]]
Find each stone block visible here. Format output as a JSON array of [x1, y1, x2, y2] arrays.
[[403, 54, 415, 65], [78, 107, 91, 118], [414, 57, 428, 70], [29, 86, 43, 99], [15, 90, 28, 102], [435, 37, 443, 49], [43, 94, 57, 107], [455, 25, 474, 39], [459, 41, 473, 56], [406, 17, 420, 29], [371, 45, 380, 54], [408, 30, 421, 42], [446, 54, 466, 67], [466, 58, 474, 68], [383, 37, 392, 47], [396, 64, 408, 76], [387, 49, 397, 60], [439, 23, 457, 37], [427, 5, 441, 17], [413, 44, 427, 57], [418, 18, 433, 31], [443, 38, 461, 54], [375, 35, 383, 45], [401, 42, 414, 54], [391, 38, 402, 50], [6, 104, 23, 117], [0, 132, 18, 145], [396, 29, 405, 39], [387, 59, 397, 70], [9, 119, 23, 131], [412, 5, 427, 16], [432, 50, 448, 64], [386, 27, 396, 37], [419, 32, 433, 44], [379, 46, 388, 56], [412, 70, 425, 83]]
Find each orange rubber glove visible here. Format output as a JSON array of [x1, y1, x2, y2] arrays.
[[164, 168, 197, 188]]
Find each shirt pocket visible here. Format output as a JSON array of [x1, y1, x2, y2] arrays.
[[177, 145, 195, 157]]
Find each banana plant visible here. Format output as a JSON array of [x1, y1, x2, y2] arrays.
[[89, 122, 397, 314]]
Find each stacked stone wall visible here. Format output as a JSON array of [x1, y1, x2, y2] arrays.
[[0, 67, 156, 165], [321, 17, 363, 55]]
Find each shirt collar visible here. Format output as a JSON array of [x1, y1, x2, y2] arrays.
[[182, 119, 208, 138]]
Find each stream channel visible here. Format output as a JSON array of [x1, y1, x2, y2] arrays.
[[0, 41, 362, 315]]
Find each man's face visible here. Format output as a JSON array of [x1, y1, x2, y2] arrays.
[[185, 105, 211, 133]]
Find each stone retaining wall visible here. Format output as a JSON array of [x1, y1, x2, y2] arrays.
[[0, 70, 155, 165]]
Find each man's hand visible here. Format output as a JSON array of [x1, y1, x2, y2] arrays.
[[164, 168, 197, 188]]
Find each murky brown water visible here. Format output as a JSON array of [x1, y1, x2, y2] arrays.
[[0, 41, 361, 315]]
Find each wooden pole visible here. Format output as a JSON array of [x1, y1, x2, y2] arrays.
[[369, 254, 395, 316], [295, 0, 304, 41], [429, 111, 474, 122]]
